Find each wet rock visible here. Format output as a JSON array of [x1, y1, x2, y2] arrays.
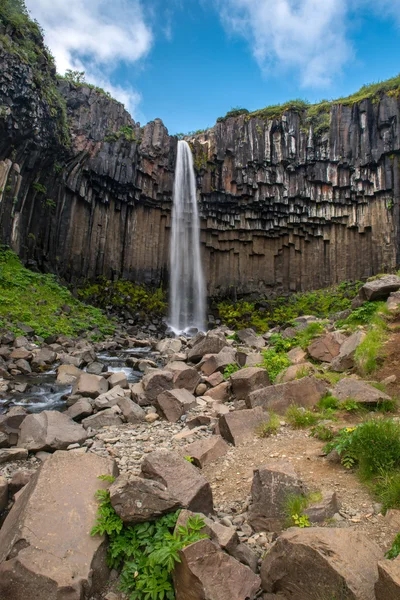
[[183, 435, 229, 468], [82, 409, 123, 430], [141, 450, 214, 514], [0, 451, 116, 600], [142, 369, 173, 401], [248, 377, 327, 414], [108, 371, 128, 389], [236, 329, 265, 350], [248, 461, 307, 532], [18, 411, 87, 451], [0, 476, 8, 511], [303, 491, 339, 523], [173, 538, 261, 600], [117, 396, 146, 423], [187, 332, 227, 363], [331, 331, 366, 372], [72, 372, 108, 398], [56, 364, 82, 384], [0, 448, 29, 464], [219, 407, 267, 446], [66, 398, 93, 421], [230, 367, 270, 400], [200, 347, 238, 377], [165, 361, 201, 393], [261, 528, 382, 599], [333, 377, 392, 404], [375, 557, 400, 599], [109, 474, 181, 523], [157, 389, 197, 422], [307, 332, 345, 362]]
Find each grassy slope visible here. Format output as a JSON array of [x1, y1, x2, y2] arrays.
[[0, 249, 114, 339]]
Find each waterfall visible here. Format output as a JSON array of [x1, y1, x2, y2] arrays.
[[169, 140, 206, 334]]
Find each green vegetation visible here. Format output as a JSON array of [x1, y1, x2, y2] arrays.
[[255, 412, 280, 437], [0, 249, 114, 339], [91, 483, 208, 600], [248, 99, 309, 122], [286, 405, 321, 428], [258, 349, 291, 383], [59, 69, 114, 101], [317, 394, 341, 412], [217, 106, 250, 122], [223, 363, 240, 379], [78, 278, 167, 318], [310, 424, 334, 442], [386, 533, 400, 559], [0, 0, 70, 146], [104, 125, 141, 143], [282, 491, 322, 527], [218, 281, 361, 332]]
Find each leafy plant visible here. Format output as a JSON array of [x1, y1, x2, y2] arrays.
[[317, 394, 340, 412], [282, 492, 318, 527], [311, 424, 334, 442], [292, 514, 310, 528], [340, 398, 362, 413], [223, 363, 240, 379], [91, 488, 208, 600], [286, 405, 321, 428], [385, 533, 400, 559], [256, 412, 280, 437], [183, 456, 194, 463], [258, 349, 291, 382]]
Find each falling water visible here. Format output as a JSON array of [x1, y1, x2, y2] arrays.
[[169, 140, 206, 334]]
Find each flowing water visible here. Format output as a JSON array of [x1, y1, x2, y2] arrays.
[[169, 140, 206, 334]]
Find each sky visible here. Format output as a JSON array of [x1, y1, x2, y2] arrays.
[[25, 0, 400, 135]]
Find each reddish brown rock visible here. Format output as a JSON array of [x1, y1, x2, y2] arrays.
[[275, 362, 315, 383], [307, 332, 344, 363], [219, 407, 267, 446], [183, 435, 229, 468], [187, 333, 227, 363], [0, 475, 8, 511], [356, 275, 400, 303], [165, 361, 201, 393], [82, 409, 123, 430], [176, 510, 238, 554], [157, 389, 197, 422], [286, 347, 307, 364], [303, 490, 339, 523], [109, 474, 181, 523], [142, 369, 173, 401], [0, 407, 27, 445], [18, 411, 87, 451], [331, 331, 365, 372], [0, 451, 117, 600], [8, 470, 32, 496], [200, 347, 238, 377], [117, 396, 146, 423], [204, 382, 230, 402], [10, 348, 32, 361], [72, 372, 108, 398], [205, 371, 224, 387], [333, 377, 392, 404], [230, 367, 270, 400], [66, 398, 93, 421], [56, 364, 82, 384], [173, 538, 260, 600], [141, 450, 213, 514], [375, 557, 400, 599], [248, 461, 307, 532], [0, 448, 28, 465], [248, 377, 327, 414], [108, 371, 128, 389], [236, 329, 265, 350], [261, 528, 382, 599]]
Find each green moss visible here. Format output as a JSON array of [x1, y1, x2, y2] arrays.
[[0, 248, 114, 339]]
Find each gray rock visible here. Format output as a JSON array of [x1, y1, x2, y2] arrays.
[[18, 411, 87, 451]]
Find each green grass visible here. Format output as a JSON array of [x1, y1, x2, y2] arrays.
[[223, 363, 240, 379], [317, 394, 341, 411], [310, 424, 334, 442], [282, 491, 322, 527], [255, 412, 280, 437], [0, 249, 114, 339], [286, 405, 321, 428]]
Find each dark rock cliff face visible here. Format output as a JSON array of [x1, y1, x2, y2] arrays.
[[0, 37, 399, 298]]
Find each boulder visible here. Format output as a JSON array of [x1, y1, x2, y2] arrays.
[[56, 364, 82, 384], [14, 359, 31, 374], [176, 509, 238, 553], [187, 332, 227, 363], [355, 275, 400, 304], [117, 396, 146, 423], [31, 348, 57, 370], [8, 470, 32, 496], [303, 490, 339, 523], [0, 432, 9, 448], [331, 331, 366, 372], [156, 338, 183, 355], [230, 543, 259, 573], [286, 347, 307, 364], [10, 348, 32, 361], [261, 528, 382, 599], [0, 476, 8, 511], [13, 335, 29, 348], [0, 448, 28, 464], [387, 291, 400, 313], [130, 381, 149, 406], [230, 367, 270, 400], [173, 539, 260, 600], [82, 409, 123, 430], [183, 436, 229, 468], [86, 361, 107, 375], [203, 382, 230, 402], [375, 557, 400, 599], [236, 329, 265, 350], [157, 389, 197, 422], [200, 347, 238, 377], [248, 377, 327, 414], [0, 451, 116, 600], [0, 407, 27, 446], [142, 369, 173, 401], [18, 411, 87, 451], [275, 362, 315, 383], [205, 371, 224, 387], [195, 383, 208, 396], [108, 371, 128, 389], [71, 348, 96, 366], [109, 474, 181, 523], [72, 373, 108, 398], [332, 378, 392, 404], [141, 450, 213, 514], [94, 385, 126, 410], [219, 407, 268, 446], [65, 398, 93, 421], [165, 362, 201, 393], [244, 352, 264, 367], [248, 461, 307, 532], [307, 332, 345, 362]]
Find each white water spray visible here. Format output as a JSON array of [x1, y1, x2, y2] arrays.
[[169, 140, 206, 334]]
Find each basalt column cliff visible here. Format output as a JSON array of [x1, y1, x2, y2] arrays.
[[0, 21, 399, 297]]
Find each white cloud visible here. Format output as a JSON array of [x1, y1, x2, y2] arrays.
[[216, 0, 351, 87], [25, 0, 152, 117]]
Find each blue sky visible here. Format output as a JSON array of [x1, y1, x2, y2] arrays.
[[26, 0, 400, 135]]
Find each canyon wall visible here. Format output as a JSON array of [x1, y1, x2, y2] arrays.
[[0, 34, 399, 298]]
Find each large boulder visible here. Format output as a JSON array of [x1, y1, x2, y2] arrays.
[[307, 332, 345, 363], [0, 451, 117, 600], [230, 367, 270, 400], [333, 378, 392, 405], [142, 369, 173, 401], [248, 377, 327, 414], [219, 407, 268, 446], [354, 275, 400, 305], [173, 539, 261, 600], [236, 329, 265, 350], [248, 461, 307, 532], [157, 389, 197, 423], [72, 373, 108, 398], [0, 448, 28, 464], [108, 371, 128, 389], [157, 338, 183, 355], [203, 382, 230, 402], [165, 362, 201, 393], [331, 331, 366, 372], [56, 364, 83, 385], [66, 398, 93, 421], [183, 436, 229, 468], [200, 347, 238, 377], [141, 450, 213, 514], [117, 396, 146, 423], [275, 362, 315, 383], [0, 407, 27, 445], [109, 474, 181, 523], [94, 385, 126, 410], [187, 332, 227, 363], [130, 381, 149, 406], [82, 409, 123, 430], [18, 411, 87, 451], [375, 557, 400, 599], [31, 348, 57, 371], [261, 528, 382, 599]]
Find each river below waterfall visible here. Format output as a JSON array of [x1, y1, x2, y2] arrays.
[[0, 345, 160, 415]]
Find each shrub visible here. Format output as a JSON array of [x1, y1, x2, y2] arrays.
[[349, 419, 400, 478], [223, 363, 240, 379], [310, 424, 334, 442], [375, 472, 400, 512], [256, 412, 280, 437], [317, 394, 340, 411], [259, 349, 291, 383], [386, 532, 400, 559], [354, 316, 388, 375], [286, 405, 321, 428], [91, 485, 208, 600]]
